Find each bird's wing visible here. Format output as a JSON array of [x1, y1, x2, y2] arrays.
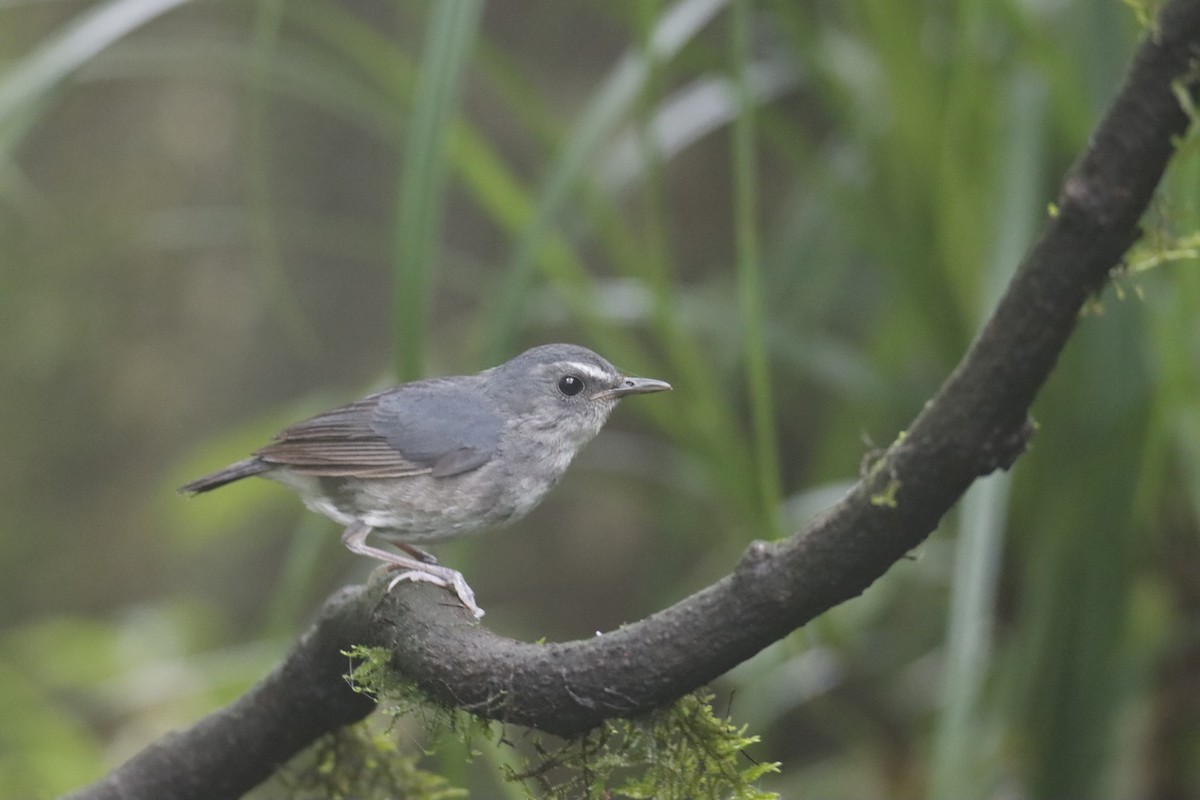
[[370, 382, 503, 477], [254, 382, 502, 479]]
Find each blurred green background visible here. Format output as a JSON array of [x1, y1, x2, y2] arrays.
[[2, 0, 1199, 797]]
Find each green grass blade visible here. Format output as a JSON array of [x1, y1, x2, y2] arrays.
[[245, 0, 320, 353], [731, 0, 782, 532], [0, 0, 191, 129], [484, 0, 729, 361], [928, 473, 1011, 800], [393, 0, 485, 380], [930, 66, 1048, 800]]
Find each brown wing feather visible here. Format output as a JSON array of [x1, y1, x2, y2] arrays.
[[253, 395, 431, 478]]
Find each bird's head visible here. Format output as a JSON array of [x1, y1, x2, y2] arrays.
[[485, 343, 671, 446]]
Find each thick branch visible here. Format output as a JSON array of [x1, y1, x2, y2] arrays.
[[69, 2, 1200, 798], [66, 588, 378, 800]]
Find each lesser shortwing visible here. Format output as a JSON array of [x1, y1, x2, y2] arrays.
[[179, 343, 671, 618]]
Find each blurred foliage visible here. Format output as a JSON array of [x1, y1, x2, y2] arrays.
[[1, 0, 1198, 798]]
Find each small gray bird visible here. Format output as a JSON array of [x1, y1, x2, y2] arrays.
[[179, 343, 671, 618]]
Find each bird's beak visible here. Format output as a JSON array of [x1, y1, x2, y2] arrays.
[[596, 376, 673, 400]]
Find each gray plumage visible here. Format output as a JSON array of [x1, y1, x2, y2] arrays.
[[180, 343, 671, 617]]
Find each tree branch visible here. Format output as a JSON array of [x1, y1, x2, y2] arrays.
[[68, 2, 1200, 798], [66, 588, 378, 800]]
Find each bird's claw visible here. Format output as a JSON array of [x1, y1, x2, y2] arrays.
[[387, 565, 485, 619]]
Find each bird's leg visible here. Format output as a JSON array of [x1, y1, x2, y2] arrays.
[[374, 530, 438, 563], [341, 521, 483, 618], [395, 541, 438, 564]]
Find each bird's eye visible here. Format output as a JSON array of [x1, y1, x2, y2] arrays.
[[558, 374, 585, 396]]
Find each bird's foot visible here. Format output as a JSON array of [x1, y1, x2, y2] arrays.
[[387, 564, 484, 619], [342, 522, 480, 617]]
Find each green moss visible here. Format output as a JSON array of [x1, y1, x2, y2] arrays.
[[324, 646, 780, 799], [344, 645, 495, 751], [527, 692, 781, 800], [870, 478, 902, 508], [1125, 232, 1200, 274], [1119, 0, 1163, 32], [261, 722, 467, 800]]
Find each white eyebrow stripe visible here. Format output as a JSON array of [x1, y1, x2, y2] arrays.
[[562, 362, 612, 382]]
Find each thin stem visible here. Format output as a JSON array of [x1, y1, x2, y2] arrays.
[[731, 0, 782, 532], [393, 0, 484, 380]]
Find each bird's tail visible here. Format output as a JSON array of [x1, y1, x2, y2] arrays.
[[178, 457, 270, 494]]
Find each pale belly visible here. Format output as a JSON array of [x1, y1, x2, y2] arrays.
[[266, 464, 562, 543]]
